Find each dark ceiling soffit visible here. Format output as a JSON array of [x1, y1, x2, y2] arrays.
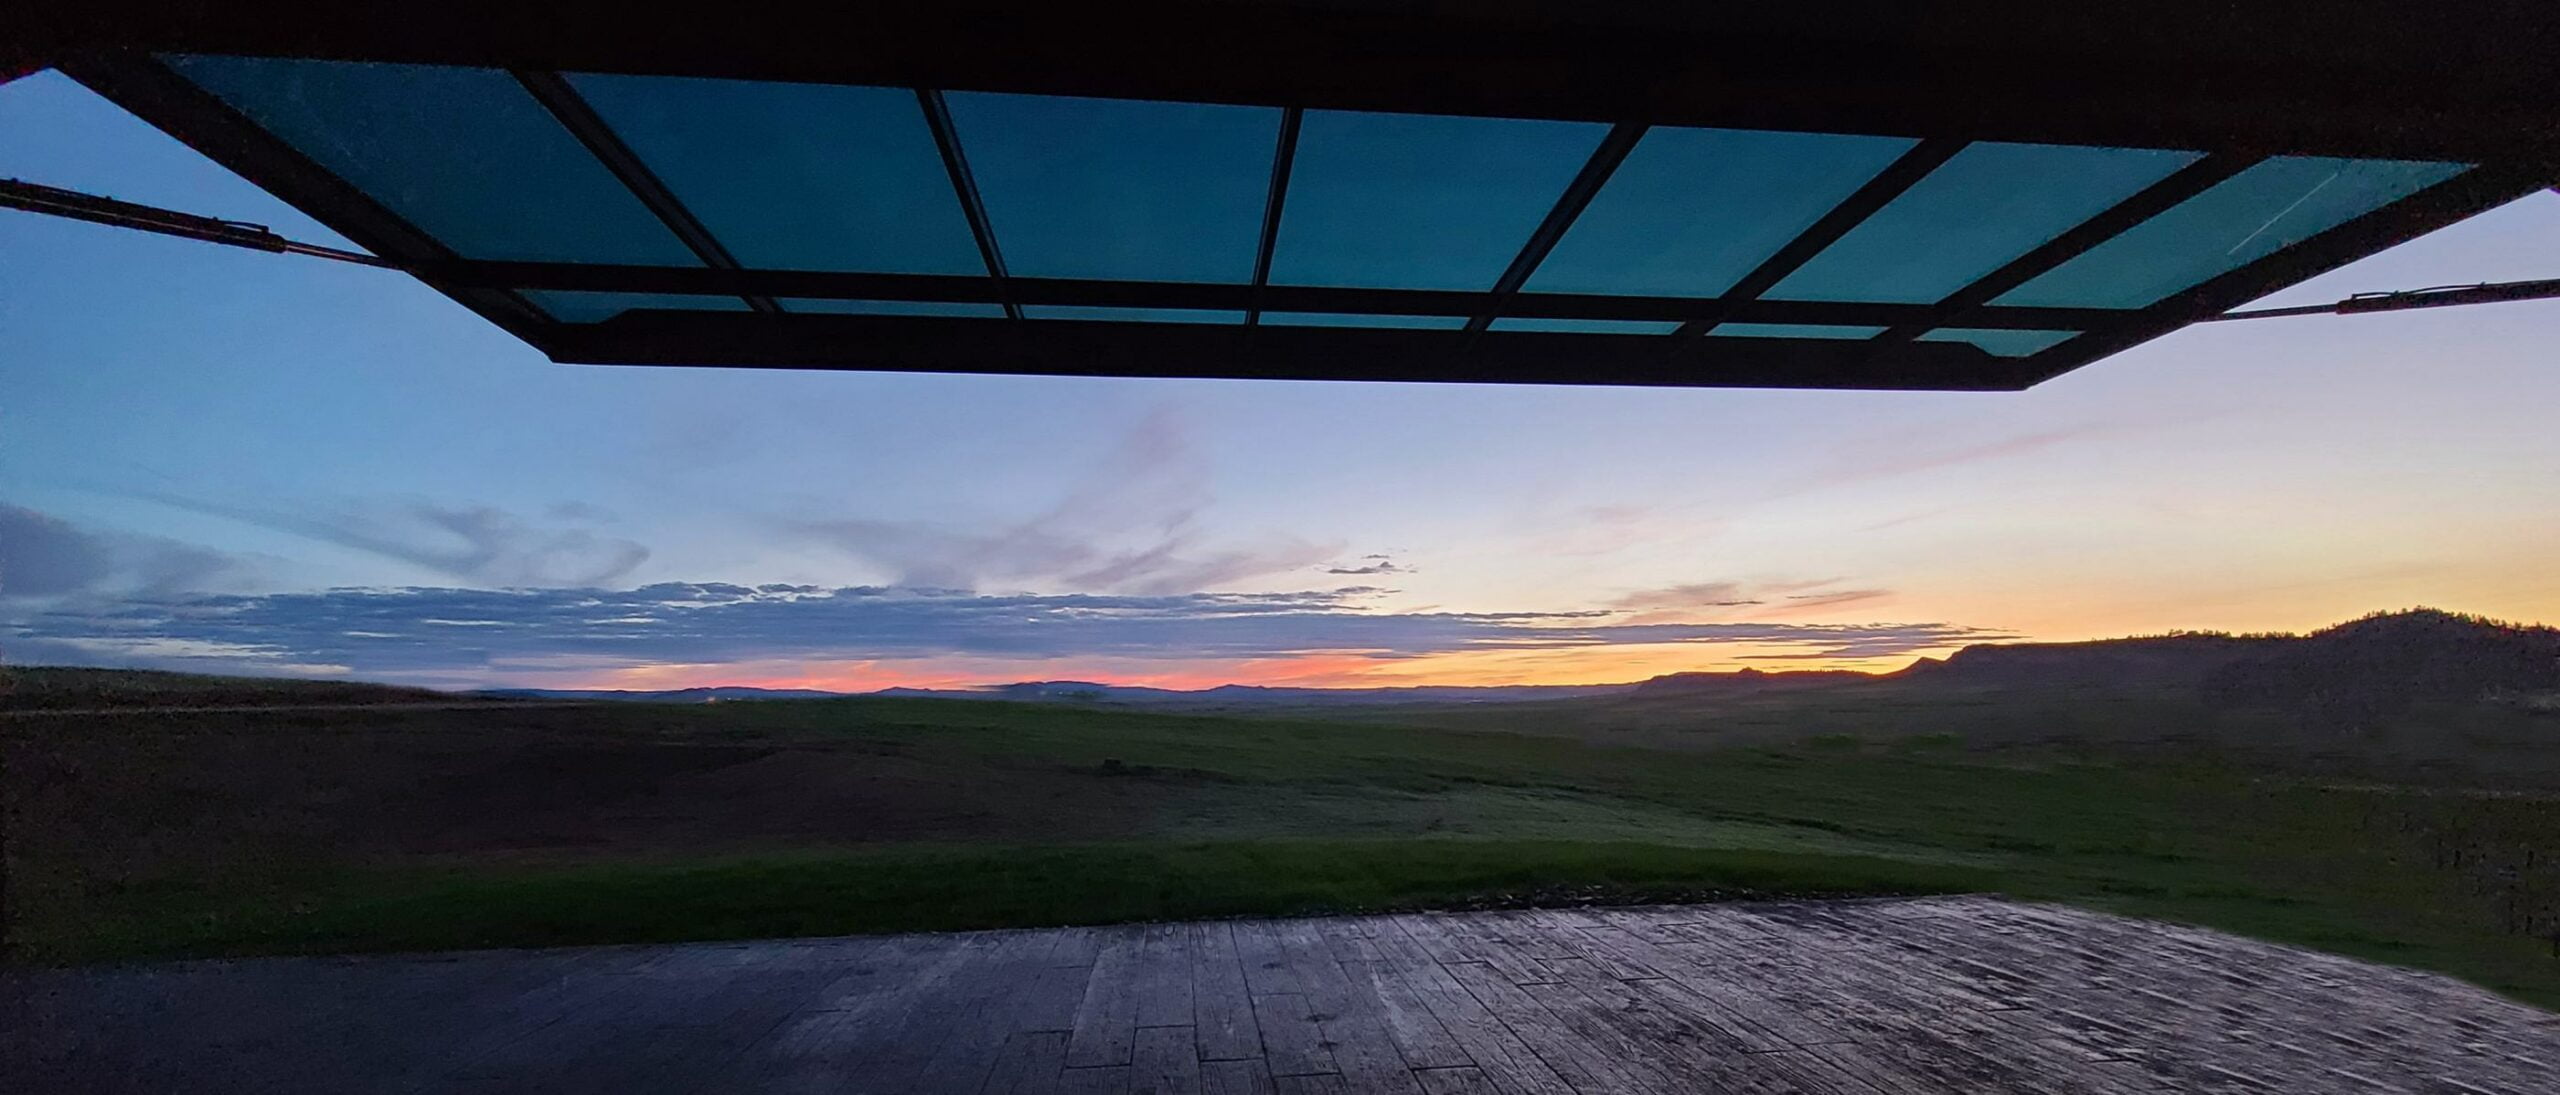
[[425, 261, 2129, 331], [44, 36, 2553, 394], [545, 311, 2033, 391], [2009, 160, 2560, 387], [512, 70, 776, 313], [1466, 121, 1647, 334], [1673, 138, 1966, 337], [1245, 106, 1303, 327], [57, 51, 556, 347], [30, 3, 2557, 162]]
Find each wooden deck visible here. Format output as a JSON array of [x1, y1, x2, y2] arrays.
[[7, 896, 2555, 1093]]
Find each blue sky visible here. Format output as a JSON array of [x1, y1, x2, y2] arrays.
[[6, 70, 2557, 689]]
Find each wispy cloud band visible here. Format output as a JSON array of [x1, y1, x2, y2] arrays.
[[7, 582, 2007, 683]]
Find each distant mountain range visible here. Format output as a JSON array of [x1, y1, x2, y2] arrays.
[[469, 609, 2560, 720], [476, 680, 1629, 706], [10, 608, 2547, 721], [474, 685, 855, 703]]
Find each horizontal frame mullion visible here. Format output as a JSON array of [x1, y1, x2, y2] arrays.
[[547, 309, 2036, 390], [435, 261, 2128, 331]]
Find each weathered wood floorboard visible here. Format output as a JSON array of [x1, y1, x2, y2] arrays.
[[10, 897, 2556, 1094], [1190, 922, 1265, 1064]]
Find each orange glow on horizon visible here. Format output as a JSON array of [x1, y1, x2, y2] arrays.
[[552, 639, 1954, 693]]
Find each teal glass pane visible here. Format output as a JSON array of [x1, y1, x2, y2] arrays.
[[522, 291, 749, 323], [945, 93, 1276, 283], [1768, 143, 2201, 303], [781, 299, 1007, 318], [1022, 306, 1246, 324], [1527, 128, 1916, 297], [1272, 111, 1608, 290], [168, 55, 698, 266], [1708, 323, 1887, 339], [1487, 318, 1680, 335], [568, 74, 984, 275], [1260, 312, 1470, 329], [1994, 157, 2470, 308], [1917, 328, 2078, 356]]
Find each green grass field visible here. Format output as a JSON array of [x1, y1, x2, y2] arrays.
[[7, 691, 2557, 1009]]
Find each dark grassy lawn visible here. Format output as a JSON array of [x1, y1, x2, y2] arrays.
[[39, 841, 1991, 964], [8, 696, 2557, 1009]]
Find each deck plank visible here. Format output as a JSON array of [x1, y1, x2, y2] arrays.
[[1201, 1057, 1280, 1095], [1192, 922, 1267, 1063], [1250, 992, 1339, 1078], [912, 933, 1083, 1094], [1342, 959, 1473, 1071], [1412, 1066, 1502, 1095], [1236, 921, 1308, 997], [1133, 1024, 1205, 1095], [14, 898, 2560, 1095], [1135, 924, 1200, 1029], [1058, 1064, 1134, 1095], [1271, 919, 1425, 1093], [1440, 959, 1662, 1095], [1371, 920, 1579, 1095], [982, 1030, 1070, 1095], [880, 932, 1062, 1093], [1068, 927, 1148, 1068]]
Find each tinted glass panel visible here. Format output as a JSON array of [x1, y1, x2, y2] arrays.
[[522, 291, 749, 323], [169, 55, 698, 266], [1916, 328, 2078, 356], [1708, 323, 1888, 339], [1021, 306, 1246, 324], [1994, 157, 2469, 308], [945, 93, 1276, 283], [781, 299, 1007, 318], [1272, 111, 1607, 290], [1260, 312, 1470, 329], [569, 74, 984, 275], [1488, 318, 1680, 335], [1768, 143, 2201, 303], [1528, 128, 1915, 297]]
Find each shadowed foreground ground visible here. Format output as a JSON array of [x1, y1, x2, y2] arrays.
[[8, 896, 2554, 1094]]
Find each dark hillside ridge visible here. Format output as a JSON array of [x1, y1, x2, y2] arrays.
[[2201, 609, 2560, 720], [1630, 667, 1874, 695], [1889, 608, 2556, 724], [1, 665, 469, 711], [1895, 632, 2280, 690]]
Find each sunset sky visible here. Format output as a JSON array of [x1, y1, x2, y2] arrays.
[[7, 70, 2558, 691]]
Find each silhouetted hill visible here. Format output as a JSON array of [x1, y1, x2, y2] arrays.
[[1883, 610, 2557, 718], [1, 666, 470, 711], [2202, 609, 2560, 721], [1896, 632, 2279, 690], [1630, 667, 1874, 695]]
